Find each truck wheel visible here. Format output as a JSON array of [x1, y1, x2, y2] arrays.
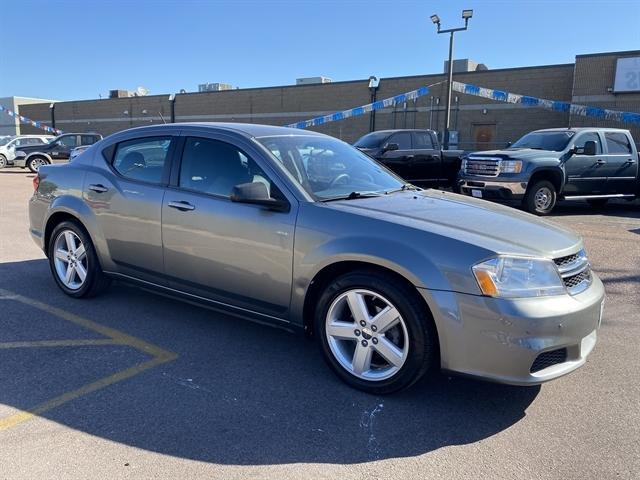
[[27, 156, 48, 173], [0, 154, 6, 169], [314, 269, 438, 394], [587, 198, 608, 209], [524, 180, 557, 215]]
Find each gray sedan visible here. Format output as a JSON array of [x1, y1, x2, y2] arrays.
[[28, 123, 604, 393]]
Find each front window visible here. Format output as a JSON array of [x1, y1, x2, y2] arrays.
[[256, 135, 405, 201], [510, 131, 575, 152], [353, 132, 390, 149]]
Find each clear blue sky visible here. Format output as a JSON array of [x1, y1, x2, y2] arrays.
[[1, 0, 639, 101]]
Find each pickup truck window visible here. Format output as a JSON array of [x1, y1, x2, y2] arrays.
[[389, 132, 412, 150], [605, 132, 632, 154], [59, 135, 78, 147], [353, 132, 389, 149], [414, 132, 435, 149], [510, 131, 575, 152], [574, 132, 602, 154]]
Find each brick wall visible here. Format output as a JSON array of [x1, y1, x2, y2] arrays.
[[17, 56, 638, 148]]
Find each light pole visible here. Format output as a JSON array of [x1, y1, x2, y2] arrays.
[[430, 9, 473, 150]]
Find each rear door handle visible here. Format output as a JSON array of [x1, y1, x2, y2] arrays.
[[626, 159, 636, 165], [596, 159, 607, 165], [168, 201, 196, 211], [88, 184, 108, 193]]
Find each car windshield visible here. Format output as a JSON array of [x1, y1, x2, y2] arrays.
[[0, 137, 12, 146], [256, 135, 405, 201], [353, 132, 390, 149], [510, 131, 575, 152]]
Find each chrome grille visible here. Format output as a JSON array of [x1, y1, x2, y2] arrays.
[[553, 250, 592, 294], [463, 157, 501, 177]]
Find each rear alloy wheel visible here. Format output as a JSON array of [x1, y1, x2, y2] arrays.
[[27, 156, 48, 173], [315, 270, 438, 394], [0, 154, 6, 169], [524, 180, 557, 215], [48, 220, 110, 298]]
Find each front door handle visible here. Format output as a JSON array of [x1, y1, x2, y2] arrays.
[[596, 159, 607, 165], [168, 201, 196, 211], [626, 159, 636, 165], [88, 184, 108, 193]]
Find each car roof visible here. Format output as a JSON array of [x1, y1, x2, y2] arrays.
[[111, 122, 326, 139], [533, 127, 630, 133]]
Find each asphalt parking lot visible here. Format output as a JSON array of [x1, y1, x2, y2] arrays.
[[0, 166, 638, 479]]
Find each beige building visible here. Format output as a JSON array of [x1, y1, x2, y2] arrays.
[[16, 50, 640, 148]]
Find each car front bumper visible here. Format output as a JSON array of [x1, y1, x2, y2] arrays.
[[419, 274, 605, 385], [458, 178, 528, 200]]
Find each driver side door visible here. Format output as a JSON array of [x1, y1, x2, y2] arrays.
[[51, 135, 78, 163], [564, 132, 606, 194]]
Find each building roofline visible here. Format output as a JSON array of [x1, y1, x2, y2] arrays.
[[576, 49, 640, 59]]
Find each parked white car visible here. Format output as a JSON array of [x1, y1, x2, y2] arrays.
[[0, 135, 54, 168]]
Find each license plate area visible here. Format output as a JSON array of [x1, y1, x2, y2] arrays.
[[471, 189, 483, 198]]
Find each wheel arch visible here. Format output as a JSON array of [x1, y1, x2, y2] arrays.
[[527, 167, 564, 193], [26, 152, 53, 163]]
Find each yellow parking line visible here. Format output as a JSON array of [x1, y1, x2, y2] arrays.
[[0, 339, 118, 349], [0, 288, 178, 431]]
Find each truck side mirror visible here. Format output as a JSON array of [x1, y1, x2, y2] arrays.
[[505, 142, 512, 148], [383, 142, 399, 152], [583, 140, 597, 156]]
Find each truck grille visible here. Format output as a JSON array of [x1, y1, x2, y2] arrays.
[[463, 157, 501, 177], [530, 348, 568, 373], [553, 250, 592, 294]]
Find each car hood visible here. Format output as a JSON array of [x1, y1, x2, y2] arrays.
[[468, 148, 563, 160], [324, 190, 582, 258]]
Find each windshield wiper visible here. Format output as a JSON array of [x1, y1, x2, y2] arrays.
[[385, 184, 420, 194], [320, 191, 384, 202]]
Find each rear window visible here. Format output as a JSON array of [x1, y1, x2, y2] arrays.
[[112, 137, 172, 184]]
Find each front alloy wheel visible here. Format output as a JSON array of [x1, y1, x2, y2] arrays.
[[315, 270, 438, 394], [326, 289, 409, 381]]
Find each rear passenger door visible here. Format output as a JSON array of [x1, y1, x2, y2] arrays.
[[84, 134, 176, 284], [379, 132, 413, 180], [161, 132, 297, 320], [603, 131, 638, 194], [411, 131, 442, 187]]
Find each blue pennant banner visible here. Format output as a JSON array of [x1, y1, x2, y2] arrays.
[[0, 104, 63, 135], [284, 86, 431, 129], [451, 81, 640, 126]]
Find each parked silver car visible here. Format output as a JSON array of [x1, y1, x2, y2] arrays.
[[28, 123, 604, 393]]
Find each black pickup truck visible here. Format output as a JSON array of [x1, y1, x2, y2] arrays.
[[15, 132, 102, 173], [458, 127, 640, 215], [354, 129, 464, 188]]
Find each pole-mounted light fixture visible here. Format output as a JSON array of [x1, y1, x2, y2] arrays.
[[429, 10, 473, 150]]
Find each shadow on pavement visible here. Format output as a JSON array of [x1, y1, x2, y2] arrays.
[[1, 259, 539, 465]]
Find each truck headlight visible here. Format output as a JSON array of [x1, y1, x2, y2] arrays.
[[472, 256, 565, 298], [500, 160, 522, 173]]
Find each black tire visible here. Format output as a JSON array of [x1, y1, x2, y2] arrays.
[[523, 179, 557, 215], [48, 220, 111, 298], [0, 154, 6, 169], [27, 156, 48, 173], [587, 198, 609, 208], [314, 269, 438, 394]]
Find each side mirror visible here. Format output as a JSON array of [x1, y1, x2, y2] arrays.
[[583, 140, 597, 156], [230, 182, 289, 212], [383, 142, 399, 152], [505, 141, 512, 148]]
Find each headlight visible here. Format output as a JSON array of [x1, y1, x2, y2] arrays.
[[472, 256, 565, 298], [500, 160, 522, 173]]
